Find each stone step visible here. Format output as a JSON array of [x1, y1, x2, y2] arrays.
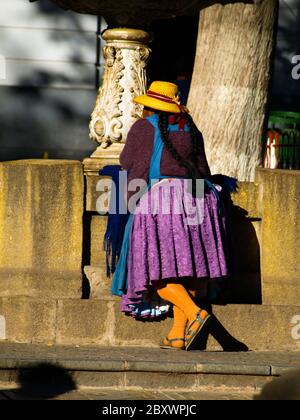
[[0, 343, 299, 395], [0, 271, 82, 300], [0, 296, 300, 351]]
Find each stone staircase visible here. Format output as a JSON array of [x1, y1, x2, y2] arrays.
[[0, 343, 300, 398], [0, 162, 299, 352], [1, 217, 293, 352]]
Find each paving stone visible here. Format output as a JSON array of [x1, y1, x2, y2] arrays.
[[71, 371, 125, 389], [0, 385, 255, 400]]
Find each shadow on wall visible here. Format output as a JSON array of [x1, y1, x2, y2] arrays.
[[0, 0, 97, 161], [202, 190, 262, 306], [35, 0, 96, 66], [227, 201, 262, 304], [0, 85, 96, 161]]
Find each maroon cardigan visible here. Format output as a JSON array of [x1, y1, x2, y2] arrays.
[[120, 118, 211, 199]]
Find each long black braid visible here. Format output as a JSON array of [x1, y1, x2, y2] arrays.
[[158, 112, 205, 197]]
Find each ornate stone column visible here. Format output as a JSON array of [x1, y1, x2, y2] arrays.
[[83, 28, 152, 174]]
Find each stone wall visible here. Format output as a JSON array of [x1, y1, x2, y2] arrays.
[[0, 160, 84, 299]]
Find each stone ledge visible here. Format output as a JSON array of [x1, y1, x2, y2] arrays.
[[0, 297, 57, 343], [0, 343, 299, 376]]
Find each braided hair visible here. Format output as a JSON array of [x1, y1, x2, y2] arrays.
[[158, 112, 205, 197]]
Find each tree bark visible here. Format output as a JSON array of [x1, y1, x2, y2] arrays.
[[188, 0, 278, 181]]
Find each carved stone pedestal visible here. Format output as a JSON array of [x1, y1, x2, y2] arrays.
[[83, 143, 124, 176], [83, 28, 152, 175]]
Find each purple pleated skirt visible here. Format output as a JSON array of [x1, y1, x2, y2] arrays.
[[121, 178, 230, 318]]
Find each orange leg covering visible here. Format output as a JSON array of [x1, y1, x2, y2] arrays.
[[166, 289, 197, 343], [157, 282, 208, 341]]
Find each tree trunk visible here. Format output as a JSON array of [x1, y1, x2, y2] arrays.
[[188, 0, 278, 181]]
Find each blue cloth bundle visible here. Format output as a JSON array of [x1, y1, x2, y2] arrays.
[[99, 165, 130, 278]]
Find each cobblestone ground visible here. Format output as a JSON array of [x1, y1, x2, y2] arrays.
[[0, 383, 254, 400]]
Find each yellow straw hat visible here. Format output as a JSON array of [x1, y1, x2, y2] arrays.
[[133, 81, 187, 114]]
